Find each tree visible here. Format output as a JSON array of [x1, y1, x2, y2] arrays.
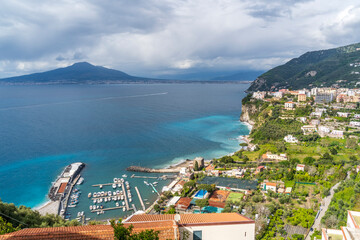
[[111, 219, 159, 240], [346, 138, 358, 149], [194, 161, 199, 171], [153, 204, 160, 213], [325, 215, 339, 228], [195, 199, 209, 213], [330, 148, 338, 155], [303, 157, 315, 165], [0, 217, 18, 235]]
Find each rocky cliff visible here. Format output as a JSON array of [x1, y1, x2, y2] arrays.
[[240, 104, 258, 126]]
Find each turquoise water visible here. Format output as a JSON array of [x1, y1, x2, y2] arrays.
[[194, 206, 223, 213], [0, 83, 250, 220], [194, 189, 207, 199]]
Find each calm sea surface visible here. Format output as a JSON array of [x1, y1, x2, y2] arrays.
[[0, 83, 250, 220]]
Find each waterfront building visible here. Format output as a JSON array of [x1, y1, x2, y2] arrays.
[[193, 157, 204, 169]]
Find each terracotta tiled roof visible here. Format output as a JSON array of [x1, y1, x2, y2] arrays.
[[175, 197, 192, 210], [0, 225, 114, 240], [126, 213, 254, 226], [57, 182, 67, 194], [124, 221, 178, 240], [209, 190, 230, 202], [266, 182, 277, 187], [208, 200, 226, 208], [0, 222, 178, 240]]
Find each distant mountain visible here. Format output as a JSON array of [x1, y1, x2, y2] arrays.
[[247, 42, 360, 92], [0, 62, 159, 84], [211, 71, 264, 81]]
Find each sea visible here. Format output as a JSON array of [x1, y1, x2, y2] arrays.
[[0, 83, 250, 220]]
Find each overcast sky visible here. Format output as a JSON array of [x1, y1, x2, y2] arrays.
[[1, 0, 360, 78]]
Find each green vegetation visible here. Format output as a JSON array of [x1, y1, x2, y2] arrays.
[[0, 199, 81, 230], [248, 42, 360, 91], [111, 219, 159, 240], [226, 192, 244, 203]]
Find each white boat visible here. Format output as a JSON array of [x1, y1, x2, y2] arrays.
[[93, 193, 97, 198], [129, 198, 132, 202], [153, 182, 158, 185], [77, 177, 84, 185], [122, 201, 125, 205], [122, 174, 127, 178], [113, 178, 118, 183], [104, 198, 107, 203], [100, 184, 103, 189], [113, 191, 116, 195], [144, 181, 149, 185], [125, 181, 129, 185], [88, 193, 92, 198], [123, 207, 125, 212], [116, 202, 119, 207], [97, 211, 100, 215], [89, 206, 93, 210], [118, 183, 121, 187], [93, 199, 96, 204], [112, 184, 116, 189], [108, 191, 111, 196], [121, 195, 124, 200]]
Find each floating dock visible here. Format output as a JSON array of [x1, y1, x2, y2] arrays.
[[135, 186, 146, 211], [121, 181, 130, 211], [91, 206, 132, 213]]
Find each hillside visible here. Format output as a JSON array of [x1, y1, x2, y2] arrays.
[[0, 62, 158, 84], [248, 42, 360, 92]]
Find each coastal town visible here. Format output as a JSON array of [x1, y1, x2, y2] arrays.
[[3, 86, 360, 239]]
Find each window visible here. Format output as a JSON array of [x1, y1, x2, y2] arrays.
[[193, 230, 202, 240]]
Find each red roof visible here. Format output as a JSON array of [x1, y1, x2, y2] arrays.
[[126, 213, 254, 226], [208, 200, 226, 208], [0, 222, 178, 240], [57, 182, 67, 194], [175, 197, 192, 210], [266, 182, 277, 187]]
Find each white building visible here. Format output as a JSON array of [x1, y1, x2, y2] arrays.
[[284, 135, 298, 143], [301, 125, 317, 134], [318, 126, 330, 134], [322, 211, 360, 240], [350, 121, 360, 127], [329, 130, 344, 138], [125, 213, 256, 240], [296, 164, 305, 171], [285, 102, 295, 110], [338, 112, 350, 118], [298, 117, 307, 123], [262, 152, 288, 161]]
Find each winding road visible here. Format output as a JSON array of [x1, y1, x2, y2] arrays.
[[305, 171, 350, 240]]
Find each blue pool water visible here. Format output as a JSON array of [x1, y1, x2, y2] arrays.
[[0, 83, 250, 219], [194, 189, 208, 199], [194, 206, 223, 213]]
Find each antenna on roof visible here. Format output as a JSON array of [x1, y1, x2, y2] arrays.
[[174, 214, 181, 222]]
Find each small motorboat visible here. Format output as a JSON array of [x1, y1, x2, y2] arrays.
[[88, 193, 92, 198], [112, 184, 116, 189]]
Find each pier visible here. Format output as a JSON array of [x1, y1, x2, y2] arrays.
[[149, 183, 160, 196], [61, 174, 82, 217], [121, 181, 130, 211], [91, 206, 132, 213], [126, 166, 180, 173], [135, 186, 146, 211]]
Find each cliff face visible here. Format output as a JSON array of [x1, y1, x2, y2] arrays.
[[240, 104, 258, 126]]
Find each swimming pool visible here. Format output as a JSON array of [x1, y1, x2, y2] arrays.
[[194, 189, 208, 199], [194, 206, 223, 213]]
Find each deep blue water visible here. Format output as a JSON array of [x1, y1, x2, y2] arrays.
[[0, 83, 250, 220]]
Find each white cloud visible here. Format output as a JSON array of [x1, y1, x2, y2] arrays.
[[0, 0, 359, 78]]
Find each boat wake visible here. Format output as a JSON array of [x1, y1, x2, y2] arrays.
[[0, 92, 168, 111]]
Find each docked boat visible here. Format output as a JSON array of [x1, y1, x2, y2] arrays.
[[122, 201, 125, 205], [113, 178, 118, 183], [93, 199, 96, 204], [89, 206, 93, 210], [118, 183, 121, 187], [88, 193, 92, 198], [116, 202, 119, 207], [144, 181, 149, 185], [100, 184, 103, 189], [122, 174, 127, 178], [123, 207, 125, 212], [112, 184, 116, 189], [77, 177, 84, 185], [129, 198, 132, 202], [153, 182, 158, 185]]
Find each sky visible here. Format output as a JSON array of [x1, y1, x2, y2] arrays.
[[1, 0, 360, 79]]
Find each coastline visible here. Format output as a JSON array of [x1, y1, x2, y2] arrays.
[[159, 119, 254, 171]]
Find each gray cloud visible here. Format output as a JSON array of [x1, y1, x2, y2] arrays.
[[0, 0, 359, 78]]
